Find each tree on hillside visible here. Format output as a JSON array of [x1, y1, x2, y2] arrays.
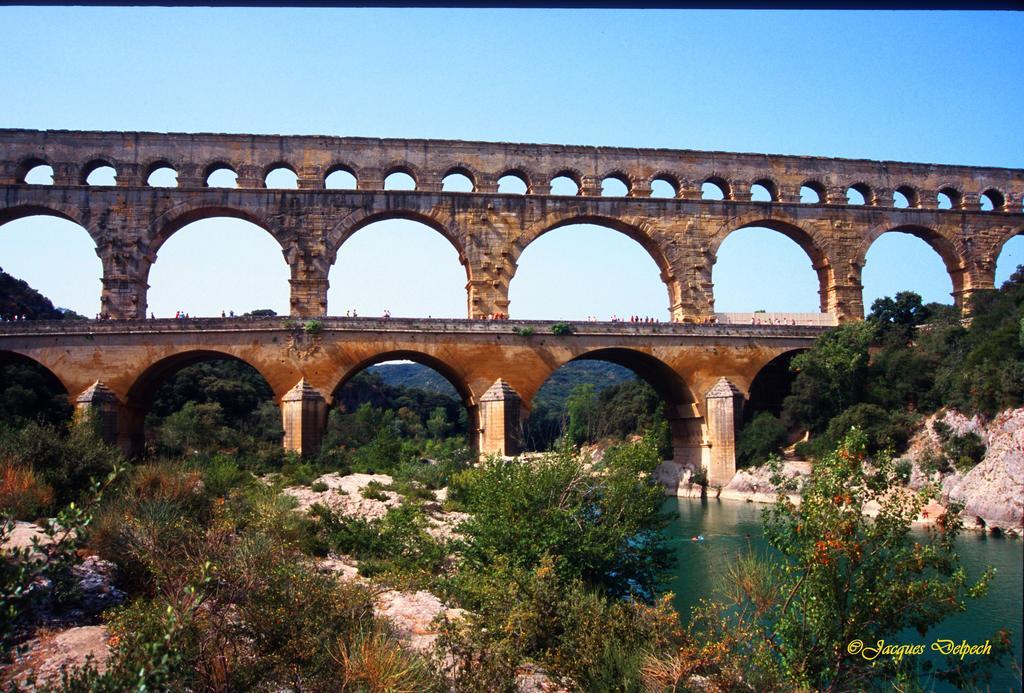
[[782, 321, 875, 435], [0, 267, 82, 320]]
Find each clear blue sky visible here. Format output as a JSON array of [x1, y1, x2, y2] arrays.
[[1, 8, 1022, 319]]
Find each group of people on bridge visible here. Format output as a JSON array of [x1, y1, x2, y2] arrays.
[[606, 314, 662, 324], [750, 316, 799, 326]]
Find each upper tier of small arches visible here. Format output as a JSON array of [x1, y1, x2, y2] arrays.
[[4, 129, 1022, 213]]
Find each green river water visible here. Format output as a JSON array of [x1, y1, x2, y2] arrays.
[[663, 497, 1023, 692]]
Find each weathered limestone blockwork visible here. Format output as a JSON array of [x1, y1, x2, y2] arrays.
[[0, 318, 820, 466], [74, 381, 120, 444], [281, 379, 327, 457], [2, 129, 1023, 476], [0, 129, 1019, 322], [704, 378, 744, 486], [478, 379, 522, 456]]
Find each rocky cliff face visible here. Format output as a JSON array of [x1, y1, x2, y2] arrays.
[[904, 409, 1024, 533]]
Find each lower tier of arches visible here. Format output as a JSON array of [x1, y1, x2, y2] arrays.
[[0, 326, 819, 486]]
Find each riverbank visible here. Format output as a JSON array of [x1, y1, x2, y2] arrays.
[[654, 407, 1024, 537]]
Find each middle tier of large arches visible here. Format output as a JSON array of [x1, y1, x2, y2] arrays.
[[2, 186, 1014, 321]]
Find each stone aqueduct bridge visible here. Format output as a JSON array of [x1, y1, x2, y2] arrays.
[[0, 317, 823, 485], [2, 129, 1023, 322], [1, 130, 1023, 484]]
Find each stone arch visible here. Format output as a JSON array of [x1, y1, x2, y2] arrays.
[[702, 174, 732, 200], [980, 188, 1007, 212], [125, 348, 288, 410], [497, 166, 533, 192], [514, 213, 679, 314], [15, 156, 53, 184], [800, 179, 826, 203], [549, 167, 583, 192], [750, 177, 781, 202], [121, 348, 288, 454], [329, 349, 477, 409], [0, 202, 95, 237], [383, 161, 423, 189], [846, 182, 874, 206], [649, 172, 681, 197], [325, 161, 361, 183], [936, 184, 964, 210], [710, 214, 832, 314], [519, 347, 700, 466], [710, 213, 829, 266], [203, 161, 239, 187], [324, 208, 466, 271], [441, 163, 479, 191], [147, 203, 287, 263], [600, 170, 633, 196], [569, 347, 694, 408], [144, 159, 179, 185], [0, 349, 72, 398], [80, 157, 118, 185], [893, 184, 920, 208], [859, 223, 965, 303], [992, 223, 1024, 271], [262, 160, 298, 179]]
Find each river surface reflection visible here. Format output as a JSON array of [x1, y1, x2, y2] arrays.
[[662, 497, 1023, 692]]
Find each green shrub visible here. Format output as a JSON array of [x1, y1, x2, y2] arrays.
[[822, 403, 914, 456], [68, 485, 440, 691], [384, 479, 436, 502], [454, 431, 671, 604], [551, 321, 575, 336], [199, 453, 249, 497], [438, 555, 681, 691], [0, 462, 54, 520], [311, 480, 329, 493], [933, 419, 986, 471], [681, 430, 1007, 691], [280, 456, 318, 486], [736, 412, 788, 468], [154, 401, 233, 457], [360, 480, 390, 501], [0, 418, 121, 506], [513, 325, 535, 337], [307, 502, 448, 587]]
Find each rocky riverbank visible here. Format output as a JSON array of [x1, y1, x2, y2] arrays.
[[655, 407, 1024, 537]]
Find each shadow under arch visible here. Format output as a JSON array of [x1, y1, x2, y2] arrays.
[[515, 214, 678, 316], [126, 349, 283, 410], [744, 348, 806, 423], [569, 347, 694, 408], [329, 350, 479, 448], [0, 349, 70, 396], [329, 350, 476, 409], [859, 223, 963, 302], [522, 347, 699, 463], [711, 215, 832, 313]]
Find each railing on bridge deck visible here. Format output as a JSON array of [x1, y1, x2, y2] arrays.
[[0, 315, 833, 338], [715, 312, 838, 327]]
